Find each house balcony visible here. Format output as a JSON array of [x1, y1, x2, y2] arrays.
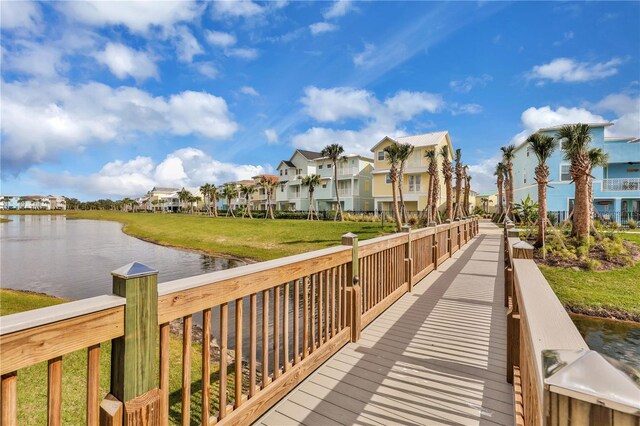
[[338, 188, 354, 197], [603, 178, 640, 191], [337, 167, 359, 176]]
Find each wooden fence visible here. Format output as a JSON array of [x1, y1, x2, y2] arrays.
[[503, 221, 640, 426], [1, 218, 479, 426]]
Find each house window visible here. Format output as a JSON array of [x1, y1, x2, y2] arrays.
[[409, 175, 421, 192], [378, 151, 385, 161], [327, 163, 332, 168], [281, 185, 284, 192], [285, 169, 288, 175], [279, 170, 282, 176], [322, 184, 327, 189], [385, 174, 392, 184], [318, 165, 323, 169], [523, 169, 527, 184], [560, 165, 571, 181], [526, 148, 530, 157], [365, 180, 370, 191]]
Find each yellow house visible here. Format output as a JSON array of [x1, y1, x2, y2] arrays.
[[370, 131, 453, 214]]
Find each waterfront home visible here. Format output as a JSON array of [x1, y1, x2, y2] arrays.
[[47, 195, 66, 210], [370, 131, 453, 214], [250, 174, 278, 211], [220, 180, 255, 210], [275, 149, 374, 211], [0, 195, 18, 210], [512, 123, 640, 223], [145, 187, 180, 212], [17, 195, 51, 210]]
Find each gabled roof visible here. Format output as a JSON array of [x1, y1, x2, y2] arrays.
[[151, 187, 179, 192], [371, 131, 450, 152], [296, 149, 322, 160]]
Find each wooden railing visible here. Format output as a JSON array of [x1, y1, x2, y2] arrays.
[[0, 218, 479, 426], [503, 220, 640, 426]]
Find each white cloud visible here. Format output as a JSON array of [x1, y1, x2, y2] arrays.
[[528, 57, 623, 83], [511, 105, 606, 144], [196, 62, 219, 79], [353, 43, 376, 68], [264, 129, 279, 144], [449, 74, 493, 93], [224, 47, 258, 60], [205, 30, 237, 47], [1, 80, 238, 173], [2, 41, 65, 78], [0, 0, 41, 31], [309, 22, 338, 35], [240, 86, 259, 96], [59, 1, 203, 33], [292, 124, 393, 157], [451, 103, 483, 115], [301, 86, 376, 122], [385, 91, 444, 119], [95, 43, 158, 81], [212, 0, 264, 19], [32, 148, 268, 198], [174, 26, 203, 63], [467, 155, 502, 194], [323, 0, 353, 19], [594, 93, 640, 137]]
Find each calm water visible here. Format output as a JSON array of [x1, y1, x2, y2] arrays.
[[572, 315, 640, 370], [0, 215, 244, 300]]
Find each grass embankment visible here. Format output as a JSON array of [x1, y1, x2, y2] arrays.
[[539, 233, 640, 322], [4, 210, 393, 261], [0, 217, 11, 223], [1, 290, 237, 425]]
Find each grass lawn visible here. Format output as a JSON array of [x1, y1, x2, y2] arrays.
[[3, 211, 394, 261], [1, 289, 237, 425], [539, 233, 640, 318]]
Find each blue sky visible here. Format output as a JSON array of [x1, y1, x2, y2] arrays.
[[1, 0, 639, 200]]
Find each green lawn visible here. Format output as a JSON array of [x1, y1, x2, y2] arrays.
[[539, 233, 640, 319], [1, 290, 238, 425], [3, 211, 393, 261]]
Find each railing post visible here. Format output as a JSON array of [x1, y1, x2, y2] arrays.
[[446, 219, 452, 258], [105, 262, 160, 425], [507, 241, 533, 385], [342, 233, 361, 343], [432, 223, 439, 271], [401, 225, 412, 292]]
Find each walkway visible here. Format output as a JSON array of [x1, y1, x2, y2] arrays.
[[257, 222, 513, 425]]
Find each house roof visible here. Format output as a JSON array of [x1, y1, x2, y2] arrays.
[[370, 131, 450, 152], [296, 149, 323, 160], [605, 136, 640, 143], [539, 122, 612, 132], [151, 187, 179, 192], [315, 154, 374, 162], [281, 160, 295, 167]]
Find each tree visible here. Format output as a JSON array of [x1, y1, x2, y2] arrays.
[[500, 144, 516, 220], [588, 148, 609, 220], [383, 143, 403, 231], [151, 199, 159, 212], [527, 132, 556, 249], [240, 185, 256, 218], [259, 176, 278, 219], [302, 174, 322, 220], [463, 168, 472, 216], [494, 162, 506, 219], [200, 183, 213, 215], [557, 124, 593, 240], [211, 186, 220, 217], [189, 195, 201, 214], [453, 149, 463, 219], [321, 144, 345, 221], [424, 149, 438, 223], [440, 145, 453, 221], [397, 143, 414, 223], [222, 185, 238, 217], [513, 195, 539, 225], [177, 189, 191, 213]]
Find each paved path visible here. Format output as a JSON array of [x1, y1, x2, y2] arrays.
[[257, 222, 513, 425]]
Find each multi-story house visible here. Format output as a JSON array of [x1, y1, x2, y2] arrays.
[[370, 131, 453, 214], [47, 195, 67, 210], [0, 195, 18, 210], [250, 174, 278, 211], [275, 149, 374, 211], [220, 180, 255, 210], [17, 195, 51, 210], [511, 123, 640, 223], [145, 187, 180, 212]]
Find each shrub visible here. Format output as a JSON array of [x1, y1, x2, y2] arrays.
[[610, 221, 620, 231], [628, 219, 637, 229], [585, 258, 602, 271]]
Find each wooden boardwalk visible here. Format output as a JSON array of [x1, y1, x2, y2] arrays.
[[257, 222, 513, 426]]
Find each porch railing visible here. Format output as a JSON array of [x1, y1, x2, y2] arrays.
[[602, 177, 640, 191]]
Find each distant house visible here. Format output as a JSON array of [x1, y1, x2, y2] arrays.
[[145, 187, 180, 212], [220, 180, 255, 210], [0, 195, 18, 210], [47, 195, 66, 210], [511, 123, 640, 222], [17, 195, 51, 210], [475, 192, 499, 213], [251, 174, 279, 211]]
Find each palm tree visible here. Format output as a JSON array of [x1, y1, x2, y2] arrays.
[[500, 144, 516, 220], [189, 195, 201, 214], [527, 132, 556, 249], [480, 197, 490, 212], [259, 176, 278, 219], [321, 144, 345, 221], [424, 149, 438, 222], [240, 184, 256, 218], [301, 174, 322, 220], [151, 199, 159, 212], [587, 148, 609, 220], [557, 124, 592, 240], [440, 145, 453, 221], [222, 185, 238, 217], [177, 189, 191, 213], [463, 167, 472, 216], [453, 149, 463, 219], [383, 142, 403, 231], [494, 162, 506, 219], [211, 186, 220, 217], [200, 183, 213, 215], [397, 143, 414, 223]]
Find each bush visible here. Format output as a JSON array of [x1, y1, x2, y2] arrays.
[[628, 219, 637, 229], [585, 258, 602, 271], [610, 221, 620, 230]]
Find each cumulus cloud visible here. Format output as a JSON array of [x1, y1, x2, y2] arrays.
[[309, 22, 338, 35], [468, 155, 503, 194], [528, 57, 624, 83], [302, 86, 376, 122], [0, 0, 41, 31], [31, 148, 268, 198], [385, 91, 444, 119], [212, 0, 264, 19], [205, 30, 237, 47], [59, 1, 203, 33], [323, 0, 353, 19], [264, 129, 279, 144], [2, 40, 66, 78], [95, 43, 159, 81], [510, 106, 606, 144], [594, 93, 640, 137], [240, 86, 259, 96], [353, 43, 376, 68], [449, 74, 493, 93], [195, 62, 219, 79], [1, 80, 238, 173], [174, 26, 203, 63]]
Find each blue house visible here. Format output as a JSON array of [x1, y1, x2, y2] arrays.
[[512, 123, 640, 224]]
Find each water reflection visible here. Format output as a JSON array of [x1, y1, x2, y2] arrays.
[[572, 315, 640, 370]]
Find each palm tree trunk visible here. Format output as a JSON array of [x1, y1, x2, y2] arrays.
[[398, 170, 406, 223], [333, 164, 342, 221], [454, 176, 462, 219], [391, 175, 402, 231], [507, 166, 515, 220], [446, 178, 453, 221], [535, 173, 547, 249], [248, 198, 253, 219], [573, 174, 590, 239]]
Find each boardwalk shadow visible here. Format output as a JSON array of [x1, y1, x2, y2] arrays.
[[291, 225, 513, 425]]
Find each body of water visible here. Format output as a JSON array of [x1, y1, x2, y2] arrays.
[[0, 214, 243, 300], [572, 315, 640, 370]]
